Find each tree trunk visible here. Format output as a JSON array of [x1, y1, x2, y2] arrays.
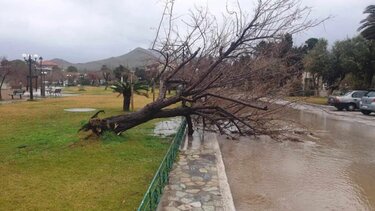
[[84, 106, 190, 135], [0, 76, 5, 101], [364, 69, 374, 88], [123, 95, 131, 111], [186, 115, 194, 136], [80, 96, 186, 135]]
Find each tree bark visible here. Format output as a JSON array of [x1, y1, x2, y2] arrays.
[[0, 75, 6, 101], [123, 94, 131, 111], [185, 115, 194, 136], [81, 102, 191, 135], [364, 68, 374, 88]]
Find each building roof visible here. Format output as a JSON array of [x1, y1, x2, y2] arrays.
[[42, 60, 59, 67]]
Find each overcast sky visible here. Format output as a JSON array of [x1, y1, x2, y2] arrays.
[[0, 0, 373, 63]]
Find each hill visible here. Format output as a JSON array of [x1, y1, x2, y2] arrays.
[[51, 47, 158, 71]]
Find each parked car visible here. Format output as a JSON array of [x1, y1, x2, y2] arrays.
[[360, 90, 375, 115], [328, 90, 368, 111]]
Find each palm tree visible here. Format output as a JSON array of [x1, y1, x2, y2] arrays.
[[111, 80, 148, 111], [358, 5, 375, 40]]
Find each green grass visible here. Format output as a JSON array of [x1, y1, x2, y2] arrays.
[[0, 87, 171, 210], [63, 86, 114, 95], [287, 96, 328, 105]]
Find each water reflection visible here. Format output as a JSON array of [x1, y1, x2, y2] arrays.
[[219, 109, 375, 211]]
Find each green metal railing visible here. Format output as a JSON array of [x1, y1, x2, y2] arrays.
[[137, 119, 187, 211]]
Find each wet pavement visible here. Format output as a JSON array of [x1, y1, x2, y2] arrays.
[[219, 106, 375, 211], [158, 131, 235, 211], [275, 99, 375, 127]]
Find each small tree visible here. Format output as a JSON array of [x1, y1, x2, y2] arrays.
[[0, 58, 11, 100], [66, 66, 78, 73], [134, 67, 147, 81], [101, 65, 111, 89], [304, 38, 319, 51], [111, 80, 149, 111], [303, 39, 330, 96], [113, 65, 129, 81]]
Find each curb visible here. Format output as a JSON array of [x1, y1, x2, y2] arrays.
[[212, 133, 236, 211]]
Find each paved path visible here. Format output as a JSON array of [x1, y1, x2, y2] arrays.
[[158, 131, 235, 211]]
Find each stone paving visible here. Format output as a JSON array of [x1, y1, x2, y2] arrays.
[[158, 132, 233, 211]]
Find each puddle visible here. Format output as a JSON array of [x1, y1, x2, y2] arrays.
[[153, 117, 182, 137], [64, 108, 97, 112]]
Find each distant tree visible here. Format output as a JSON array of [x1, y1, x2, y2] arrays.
[[304, 38, 319, 51], [87, 72, 100, 86], [358, 5, 375, 40], [66, 66, 78, 73], [77, 73, 91, 86], [113, 65, 129, 81], [7, 60, 28, 88], [302, 36, 375, 92], [303, 38, 330, 96], [100, 65, 110, 72], [323, 40, 349, 93], [50, 69, 65, 86], [253, 40, 275, 57], [110, 79, 149, 111], [253, 34, 294, 58], [134, 67, 147, 81], [100, 65, 111, 89], [0, 58, 11, 100], [280, 33, 294, 56], [341, 36, 375, 88]]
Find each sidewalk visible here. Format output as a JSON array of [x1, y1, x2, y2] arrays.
[[158, 131, 235, 211]]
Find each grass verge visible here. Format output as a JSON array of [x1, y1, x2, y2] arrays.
[[287, 96, 328, 106], [0, 87, 171, 210]]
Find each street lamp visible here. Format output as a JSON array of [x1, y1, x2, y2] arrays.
[[22, 53, 41, 100]]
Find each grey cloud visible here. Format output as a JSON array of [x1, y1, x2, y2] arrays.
[[0, 0, 373, 62]]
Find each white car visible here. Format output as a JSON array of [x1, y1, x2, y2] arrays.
[[328, 90, 368, 111], [360, 90, 375, 115]]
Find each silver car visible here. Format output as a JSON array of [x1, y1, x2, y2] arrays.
[[328, 90, 368, 111], [360, 90, 375, 115]]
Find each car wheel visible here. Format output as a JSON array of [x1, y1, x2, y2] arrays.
[[346, 103, 356, 111], [361, 110, 371, 115], [336, 106, 343, 111]]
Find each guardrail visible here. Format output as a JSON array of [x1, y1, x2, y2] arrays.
[[137, 119, 187, 211]]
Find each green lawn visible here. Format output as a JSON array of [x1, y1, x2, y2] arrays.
[[0, 87, 171, 210], [287, 96, 328, 105], [63, 86, 114, 95]]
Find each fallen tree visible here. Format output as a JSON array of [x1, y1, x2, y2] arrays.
[[80, 0, 323, 136]]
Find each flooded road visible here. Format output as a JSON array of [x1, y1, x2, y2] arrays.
[[219, 109, 375, 211]]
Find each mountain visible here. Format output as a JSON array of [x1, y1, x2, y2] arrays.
[[50, 58, 72, 68], [51, 47, 159, 71]]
